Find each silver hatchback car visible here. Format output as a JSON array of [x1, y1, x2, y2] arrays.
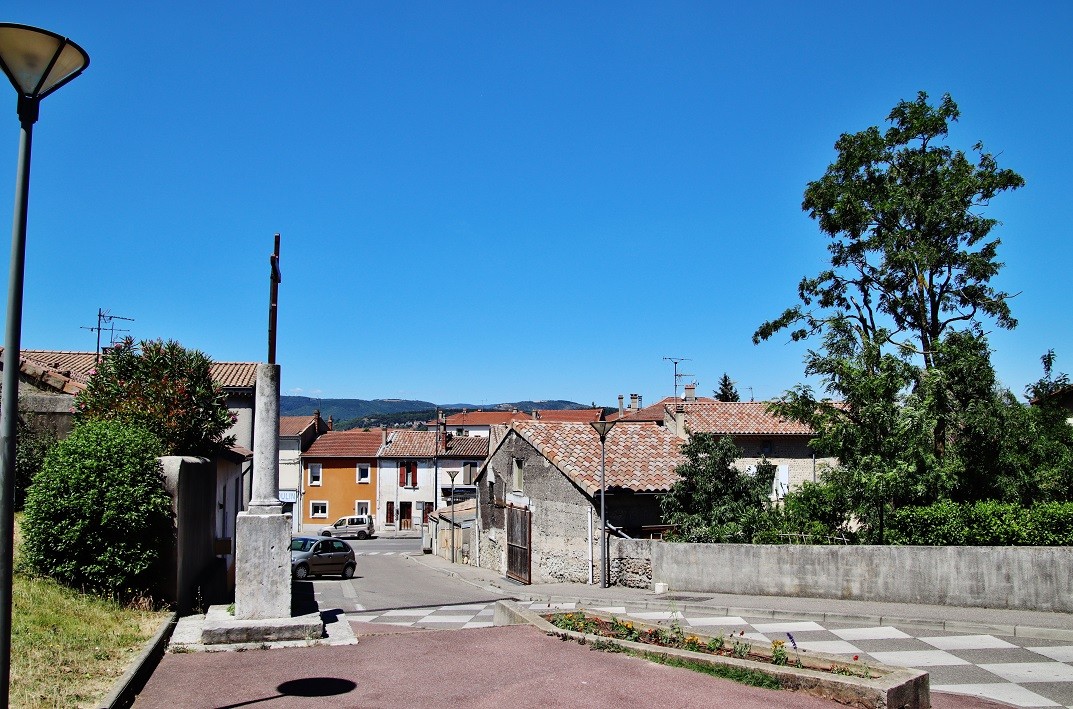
[[319, 515, 375, 540], [290, 536, 356, 580]]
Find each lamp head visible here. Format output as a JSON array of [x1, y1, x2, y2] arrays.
[[0, 23, 89, 124]]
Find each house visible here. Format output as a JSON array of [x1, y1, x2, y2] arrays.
[[473, 420, 683, 584], [376, 430, 489, 532], [300, 428, 381, 531], [0, 347, 259, 588], [443, 408, 605, 438], [279, 411, 331, 531]]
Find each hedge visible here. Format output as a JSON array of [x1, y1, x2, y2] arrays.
[[886, 500, 1073, 546]]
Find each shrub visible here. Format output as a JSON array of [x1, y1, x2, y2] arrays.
[[74, 338, 235, 457], [887, 500, 1073, 546], [22, 420, 172, 597], [15, 413, 56, 512]]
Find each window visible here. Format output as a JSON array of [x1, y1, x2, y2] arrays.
[[310, 500, 328, 518], [357, 465, 370, 484], [398, 461, 418, 488], [308, 463, 322, 486], [462, 462, 479, 485], [512, 458, 523, 492], [456, 427, 465, 436], [355, 501, 369, 516]]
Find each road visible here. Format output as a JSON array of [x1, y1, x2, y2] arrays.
[[298, 534, 511, 615]]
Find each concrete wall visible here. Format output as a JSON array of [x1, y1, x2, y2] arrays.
[[610, 539, 1073, 612], [161, 456, 218, 613]]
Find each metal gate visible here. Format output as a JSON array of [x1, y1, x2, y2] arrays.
[[506, 505, 531, 584]]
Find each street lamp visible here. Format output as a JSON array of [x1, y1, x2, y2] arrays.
[[0, 22, 89, 703], [590, 420, 616, 588]]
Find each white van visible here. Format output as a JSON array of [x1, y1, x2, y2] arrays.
[[320, 515, 375, 540]]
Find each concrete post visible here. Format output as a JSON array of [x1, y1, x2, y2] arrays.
[[234, 362, 291, 620]]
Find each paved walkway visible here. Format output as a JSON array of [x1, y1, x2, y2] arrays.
[[135, 551, 1073, 708]]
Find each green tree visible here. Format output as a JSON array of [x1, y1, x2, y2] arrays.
[[74, 338, 235, 457], [660, 434, 773, 542], [754, 92, 1024, 460], [714, 373, 740, 402], [22, 420, 172, 597], [14, 413, 56, 512]]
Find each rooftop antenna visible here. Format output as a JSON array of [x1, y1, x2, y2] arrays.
[[747, 386, 755, 402], [81, 308, 134, 360], [662, 356, 692, 408]]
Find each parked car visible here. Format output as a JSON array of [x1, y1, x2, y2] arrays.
[[320, 515, 375, 540], [290, 536, 356, 580]]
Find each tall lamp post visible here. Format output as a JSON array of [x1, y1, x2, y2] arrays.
[[0, 23, 89, 703], [590, 420, 616, 588]]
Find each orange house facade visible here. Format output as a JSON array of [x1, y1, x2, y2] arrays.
[[300, 429, 383, 530]]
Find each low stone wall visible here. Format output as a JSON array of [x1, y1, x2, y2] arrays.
[[612, 539, 1073, 612], [609, 538, 654, 588]]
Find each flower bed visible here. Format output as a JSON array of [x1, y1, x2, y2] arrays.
[[545, 611, 877, 678], [491, 601, 928, 709]]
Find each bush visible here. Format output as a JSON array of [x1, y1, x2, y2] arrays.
[[15, 413, 56, 512], [21, 420, 172, 597], [887, 500, 1073, 546], [74, 338, 235, 457]]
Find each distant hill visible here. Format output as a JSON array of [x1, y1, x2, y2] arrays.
[[280, 396, 589, 430]]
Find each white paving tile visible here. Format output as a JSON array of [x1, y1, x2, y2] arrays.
[[420, 615, 477, 624], [593, 607, 627, 614], [684, 616, 748, 627], [463, 621, 494, 629], [922, 635, 1017, 651], [629, 611, 684, 621], [347, 614, 381, 623], [979, 662, 1073, 684], [743, 632, 769, 643], [932, 683, 1060, 707], [382, 609, 435, 617], [753, 621, 824, 633], [1028, 646, 1073, 663], [868, 650, 970, 667], [446, 604, 490, 610], [831, 626, 910, 641], [797, 640, 862, 655]]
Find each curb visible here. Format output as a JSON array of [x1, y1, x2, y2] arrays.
[[407, 556, 1073, 642], [96, 612, 178, 709]]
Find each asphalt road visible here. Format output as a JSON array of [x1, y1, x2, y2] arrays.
[[305, 535, 511, 614]]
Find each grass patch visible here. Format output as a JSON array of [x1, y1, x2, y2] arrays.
[[636, 649, 783, 689], [12, 516, 170, 708]]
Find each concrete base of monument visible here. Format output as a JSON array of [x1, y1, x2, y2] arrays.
[[199, 605, 325, 645]]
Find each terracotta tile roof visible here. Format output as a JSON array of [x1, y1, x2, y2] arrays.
[[444, 411, 520, 426], [0, 349, 87, 394], [379, 430, 437, 458], [16, 349, 95, 383], [616, 396, 718, 422], [443, 436, 488, 458], [535, 409, 603, 422], [305, 429, 383, 457], [210, 362, 258, 389], [279, 416, 316, 437], [510, 420, 684, 495], [4, 348, 257, 390], [444, 409, 604, 426], [677, 401, 815, 435]]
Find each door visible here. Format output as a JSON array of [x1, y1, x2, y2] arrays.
[[422, 502, 433, 524], [400, 501, 413, 530], [386, 501, 395, 527], [506, 505, 531, 584]]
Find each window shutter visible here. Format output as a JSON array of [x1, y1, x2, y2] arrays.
[[399, 466, 406, 487]]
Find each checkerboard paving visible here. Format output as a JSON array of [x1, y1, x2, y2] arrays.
[[349, 600, 1073, 707]]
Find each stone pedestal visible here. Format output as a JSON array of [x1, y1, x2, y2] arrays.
[[234, 511, 292, 620]]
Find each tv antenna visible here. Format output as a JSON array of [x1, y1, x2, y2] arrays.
[[82, 308, 134, 360], [662, 356, 692, 406]]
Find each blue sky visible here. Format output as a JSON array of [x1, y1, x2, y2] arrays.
[[3, 2, 1071, 406]]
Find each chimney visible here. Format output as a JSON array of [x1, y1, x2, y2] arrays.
[[684, 383, 696, 402], [381, 427, 387, 446], [637, 394, 643, 409], [675, 409, 687, 440], [618, 395, 624, 416], [629, 393, 638, 411], [327, 415, 333, 431], [532, 410, 539, 420]]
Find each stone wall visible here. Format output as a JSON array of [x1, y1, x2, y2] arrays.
[[609, 537, 653, 588], [610, 538, 1073, 612]]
